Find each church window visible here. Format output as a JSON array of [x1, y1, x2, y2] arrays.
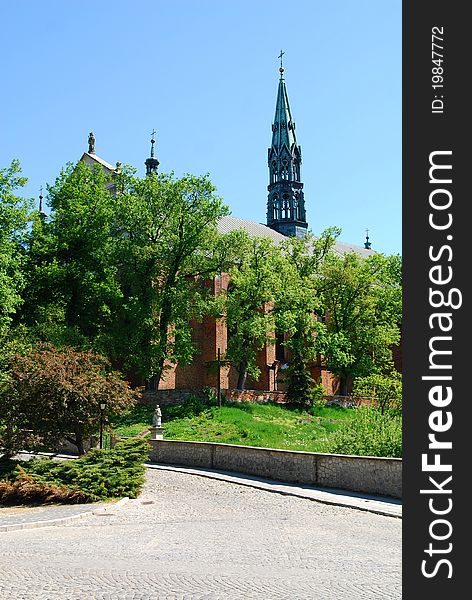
[[275, 331, 285, 362], [282, 193, 290, 219]]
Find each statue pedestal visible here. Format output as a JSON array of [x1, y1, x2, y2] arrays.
[[149, 426, 164, 440]]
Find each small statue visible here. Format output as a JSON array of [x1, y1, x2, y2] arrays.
[[152, 405, 162, 427], [88, 132, 96, 154]]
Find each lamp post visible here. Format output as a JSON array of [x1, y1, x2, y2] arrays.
[[217, 347, 221, 408], [99, 400, 106, 449]]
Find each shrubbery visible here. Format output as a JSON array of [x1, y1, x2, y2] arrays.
[[0, 438, 148, 505], [325, 407, 402, 458], [0, 344, 138, 456]]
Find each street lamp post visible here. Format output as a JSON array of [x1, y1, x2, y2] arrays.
[[217, 347, 221, 408], [99, 401, 106, 449]]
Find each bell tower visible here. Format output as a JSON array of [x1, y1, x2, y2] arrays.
[[267, 52, 308, 238]]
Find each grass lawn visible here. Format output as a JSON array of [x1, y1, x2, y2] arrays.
[[112, 399, 358, 453]]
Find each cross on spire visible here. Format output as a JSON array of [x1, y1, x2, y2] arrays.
[[278, 49, 285, 67], [39, 186, 46, 218], [150, 129, 156, 157], [145, 128, 159, 175], [278, 50, 285, 78]]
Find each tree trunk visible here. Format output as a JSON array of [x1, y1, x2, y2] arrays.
[[74, 434, 85, 456], [339, 375, 349, 396], [237, 361, 248, 390]]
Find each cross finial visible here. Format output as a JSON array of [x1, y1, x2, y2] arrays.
[[364, 228, 372, 250], [278, 50, 285, 77], [39, 186, 46, 217], [150, 129, 156, 158]]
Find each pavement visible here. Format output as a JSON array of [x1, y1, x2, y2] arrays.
[[1, 460, 401, 532], [0, 465, 401, 599]]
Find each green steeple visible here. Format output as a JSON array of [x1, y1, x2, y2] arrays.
[[267, 54, 307, 238]]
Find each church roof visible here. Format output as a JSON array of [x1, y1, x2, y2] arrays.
[[217, 215, 375, 257], [80, 152, 116, 172]]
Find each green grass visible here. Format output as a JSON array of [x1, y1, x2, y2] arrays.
[[112, 398, 399, 454]]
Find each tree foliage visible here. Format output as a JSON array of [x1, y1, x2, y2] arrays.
[[22, 161, 122, 349], [0, 344, 138, 456], [111, 171, 229, 386], [221, 232, 284, 389], [0, 160, 31, 329], [22, 165, 230, 388], [274, 228, 339, 403], [353, 371, 402, 414], [314, 252, 402, 394]]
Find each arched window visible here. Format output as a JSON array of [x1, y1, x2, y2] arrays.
[[272, 194, 279, 220], [282, 193, 289, 219]]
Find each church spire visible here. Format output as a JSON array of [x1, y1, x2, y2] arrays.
[[38, 187, 47, 220], [145, 129, 159, 176], [267, 53, 307, 238]]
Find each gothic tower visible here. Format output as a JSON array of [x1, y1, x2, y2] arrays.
[[266, 57, 308, 238]]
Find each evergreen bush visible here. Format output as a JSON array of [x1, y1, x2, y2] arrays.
[[0, 438, 149, 504]]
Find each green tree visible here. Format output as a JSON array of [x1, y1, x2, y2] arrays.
[[220, 232, 285, 390], [315, 252, 402, 395], [112, 171, 229, 387], [274, 228, 340, 403], [0, 161, 31, 330], [0, 344, 138, 456], [22, 160, 122, 350]]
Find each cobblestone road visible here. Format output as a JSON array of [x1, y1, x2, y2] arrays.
[[0, 469, 401, 599]]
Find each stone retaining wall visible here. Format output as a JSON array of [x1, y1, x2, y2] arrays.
[[148, 439, 402, 499]]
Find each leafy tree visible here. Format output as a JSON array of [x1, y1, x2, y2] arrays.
[[315, 252, 402, 395], [274, 228, 340, 402], [0, 160, 31, 330], [0, 344, 138, 456], [21, 161, 122, 350], [111, 171, 229, 387], [353, 371, 402, 414], [221, 233, 284, 389]]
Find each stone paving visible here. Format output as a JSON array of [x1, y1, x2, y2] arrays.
[[0, 502, 111, 530], [0, 469, 401, 599]]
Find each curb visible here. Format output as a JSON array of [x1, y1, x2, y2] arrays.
[[0, 497, 130, 533]]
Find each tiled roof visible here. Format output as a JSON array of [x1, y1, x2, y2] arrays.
[[217, 215, 375, 257]]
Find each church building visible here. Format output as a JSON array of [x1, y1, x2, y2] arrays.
[[80, 60, 373, 397]]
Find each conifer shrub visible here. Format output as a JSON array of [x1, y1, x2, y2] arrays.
[[0, 438, 149, 505], [0, 468, 91, 505]]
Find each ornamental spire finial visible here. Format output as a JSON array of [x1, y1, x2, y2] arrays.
[[150, 129, 156, 158], [38, 186, 46, 219], [364, 229, 372, 249], [145, 128, 159, 176], [278, 49, 285, 77]]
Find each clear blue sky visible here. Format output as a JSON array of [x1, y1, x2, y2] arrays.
[[1, 0, 401, 255]]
